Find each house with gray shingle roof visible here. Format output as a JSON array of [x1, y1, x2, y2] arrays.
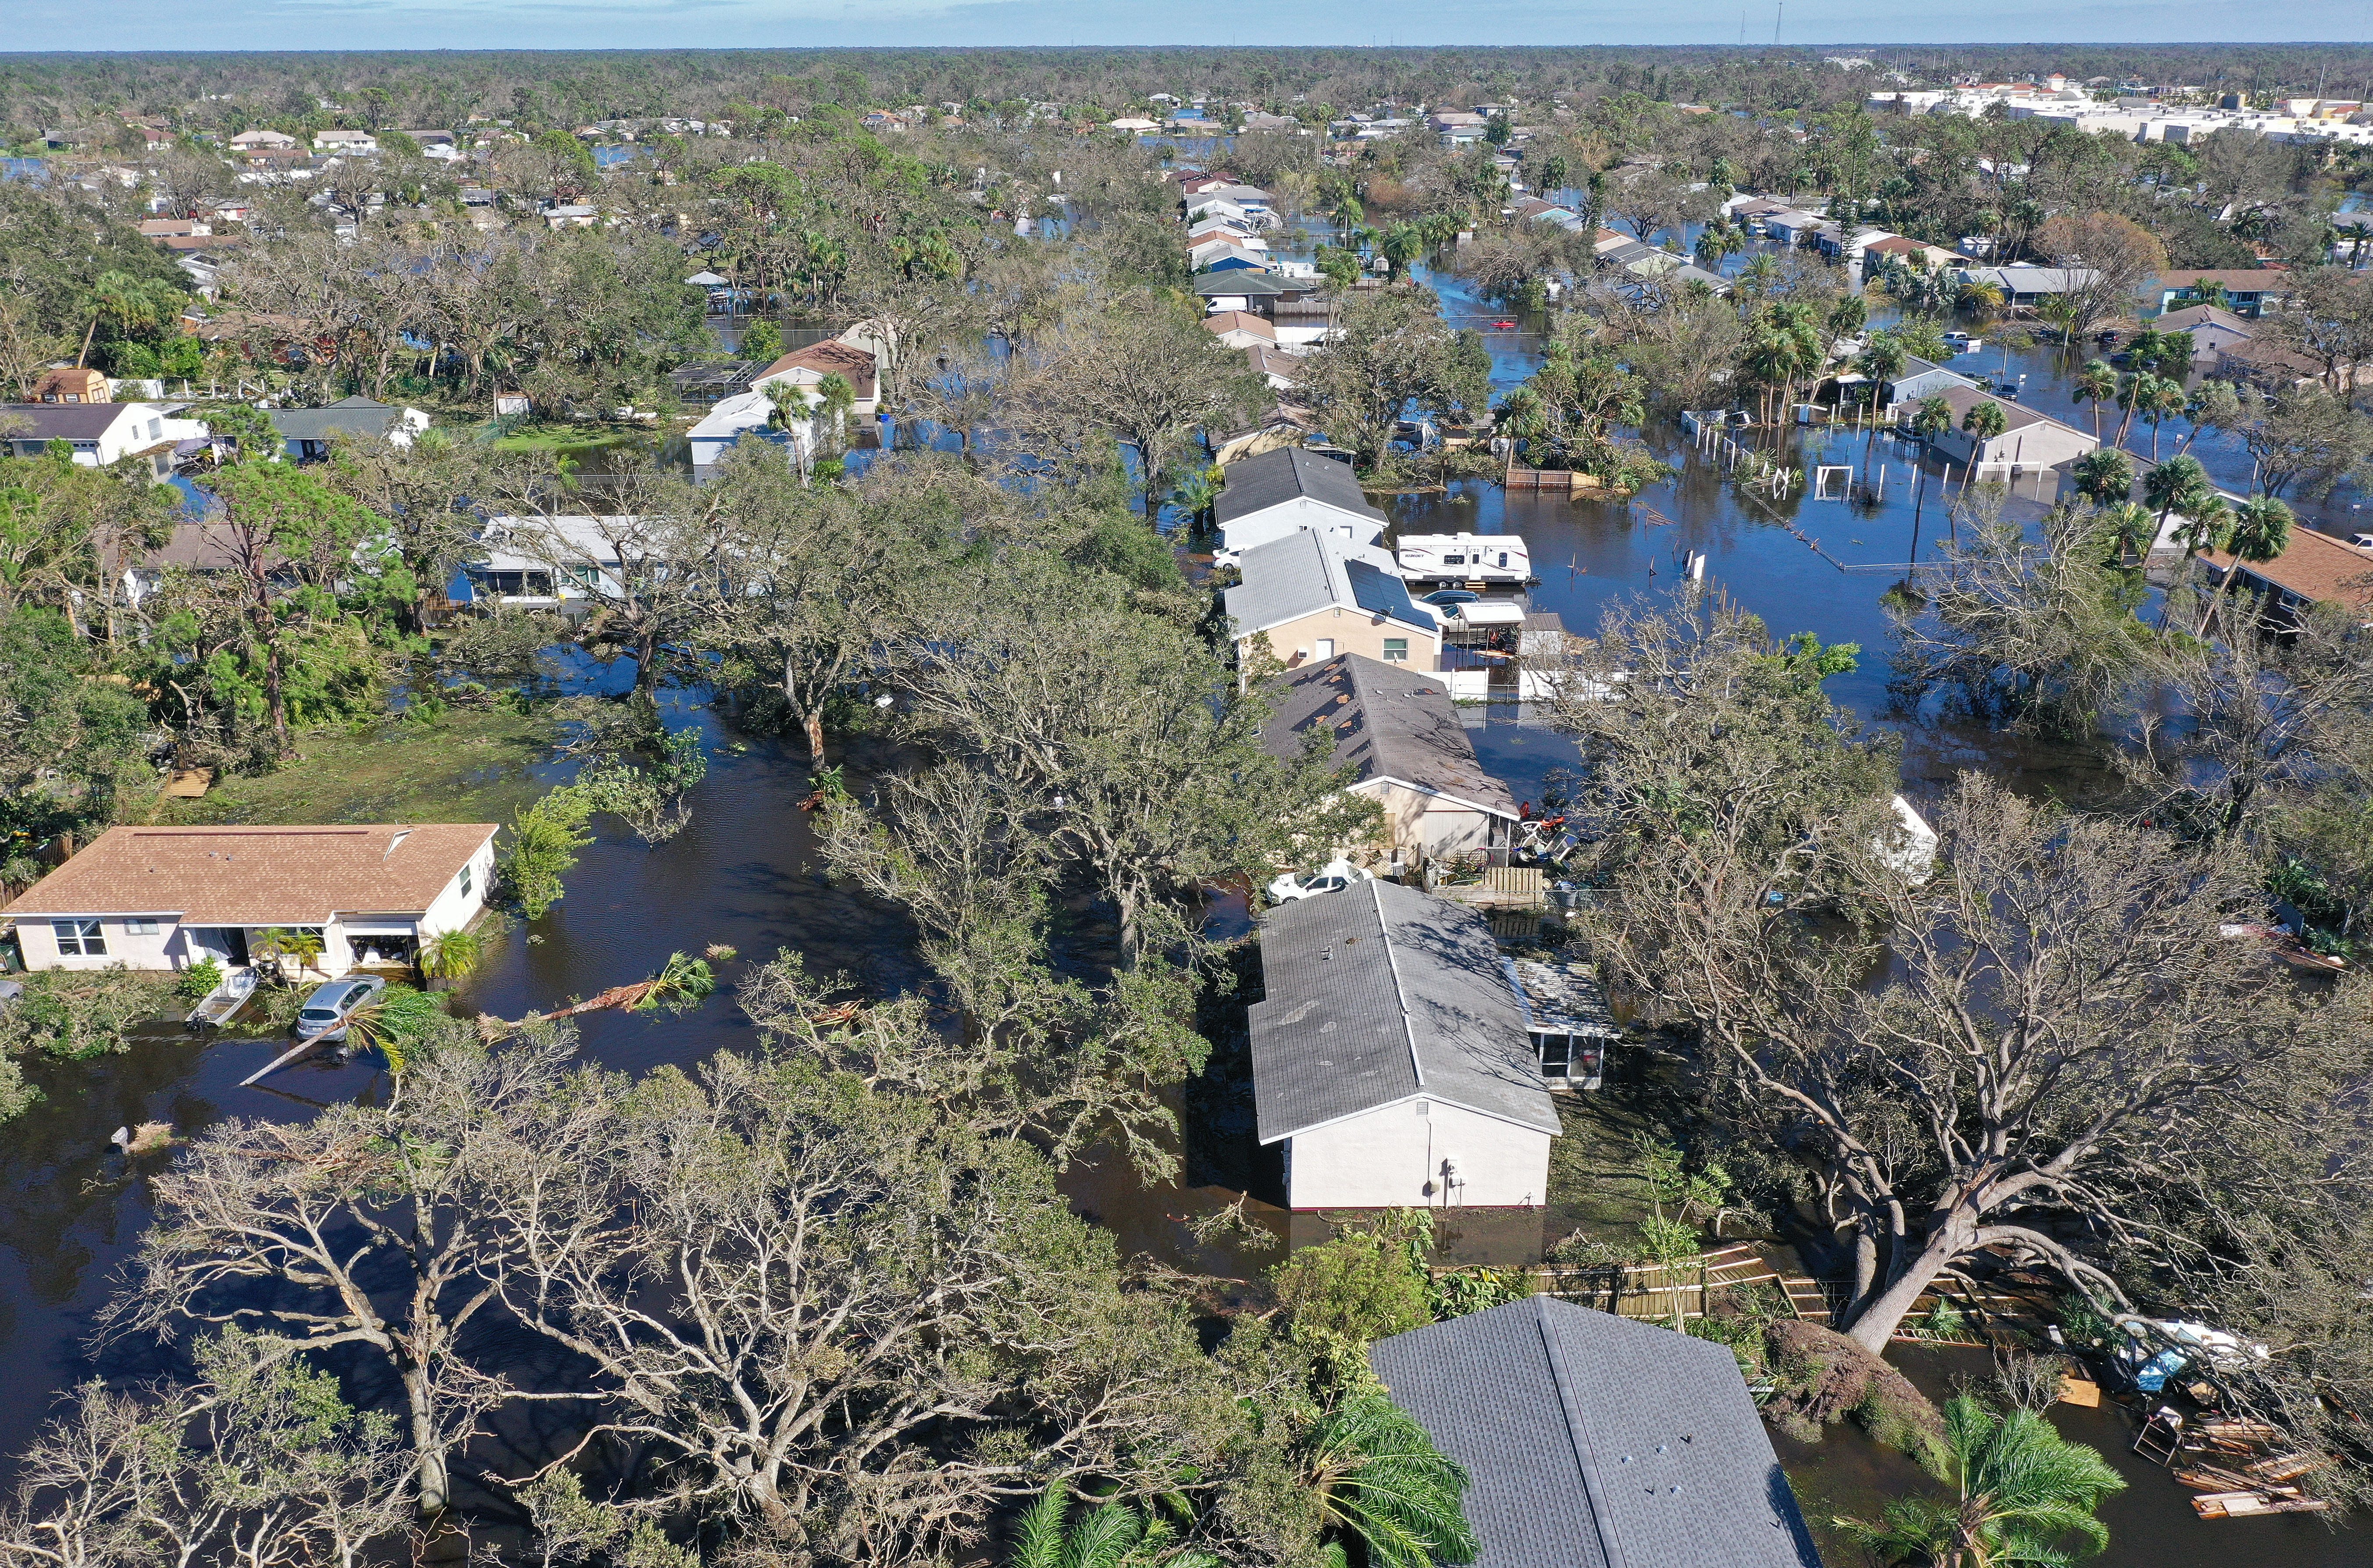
[[1253, 879, 1559, 1209], [269, 396, 428, 461], [1259, 652, 1517, 865], [1369, 1297, 1826, 1568], [1225, 529, 1439, 674], [1215, 445, 1387, 555]]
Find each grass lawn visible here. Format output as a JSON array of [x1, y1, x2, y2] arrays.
[[1542, 1083, 1666, 1248], [485, 421, 658, 465], [153, 705, 562, 829]]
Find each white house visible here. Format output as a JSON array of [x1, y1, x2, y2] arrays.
[[3, 823, 496, 975], [466, 513, 658, 608], [1923, 384, 2098, 473], [0, 402, 206, 480], [228, 129, 298, 151], [267, 396, 429, 461], [1214, 445, 1388, 556], [1252, 880, 1561, 1210], [748, 337, 880, 417], [313, 129, 379, 155], [685, 390, 809, 484]]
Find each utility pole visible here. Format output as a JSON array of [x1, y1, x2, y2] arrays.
[[1774, 1, 1782, 45]]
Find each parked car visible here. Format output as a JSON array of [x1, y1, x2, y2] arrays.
[[1943, 331, 1982, 354], [1265, 859, 1372, 904], [293, 975, 388, 1043], [2351, 532, 2373, 550]]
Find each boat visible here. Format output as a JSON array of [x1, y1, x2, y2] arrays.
[[185, 967, 259, 1030], [1491, 318, 1517, 328], [1396, 532, 1535, 586]]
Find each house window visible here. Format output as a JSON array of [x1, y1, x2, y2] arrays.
[[459, 862, 473, 897], [53, 919, 107, 956], [1382, 638, 1410, 663], [124, 919, 160, 935]]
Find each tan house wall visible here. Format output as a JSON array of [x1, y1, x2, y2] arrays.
[[1239, 607, 1440, 670], [1360, 781, 1500, 859]]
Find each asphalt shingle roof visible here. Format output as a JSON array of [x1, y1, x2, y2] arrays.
[[269, 396, 403, 443], [4, 824, 495, 925], [1251, 879, 1559, 1142], [1260, 653, 1516, 816], [1215, 446, 1386, 528], [1368, 1297, 1825, 1568], [1224, 531, 1436, 640], [0, 403, 144, 441]]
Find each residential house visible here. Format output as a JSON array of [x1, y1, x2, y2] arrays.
[[1251, 879, 1561, 1209], [685, 390, 807, 483], [1429, 110, 1490, 146], [2199, 528, 2373, 621], [2214, 335, 2352, 392], [543, 203, 599, 229], [1246, 342, 1303, 390], [2153, 302, 2256, 359], [1214, 445, 1388, 556], [1923, 383, 2098, 471], [3, 823, 497, 975], [1226, 528, 1438, 674], [666, 360, 759, 404], [1368, 1298, 1826, 1568], [313, 129, 378, 155], [1880, 353, 1981, 413], [139, 217, 213, 239], [270, 396, 429, 460], [1259, 652, 1520, 866], [30, 366, 109, 403], [1190, 239, 1272, 273], [1202, 310, 1278, 349], [0, 403, 195, 479], [1183, 196, 1249, 229], [1192, 272, 1334, 344], [1957, 265, 2102, 308], [1859, 232, 1960, 277], [228, 129, 298, 151], [748, 337, 880, 417], [1760, 209, 1827, 247], [1597, 240, 1685, 279], [2149, 270, 2295, 319], [1187, 213, 1261, 245]]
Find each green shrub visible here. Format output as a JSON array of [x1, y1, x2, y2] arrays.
[[175, 957, 224, 1002]]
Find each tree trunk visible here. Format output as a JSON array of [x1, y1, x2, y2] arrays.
[[403, 1365, 451, 1516], [1843, 1224, 1965, 1355], [256, 595, 292, 756]]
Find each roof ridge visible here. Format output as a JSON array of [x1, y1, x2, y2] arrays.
[[1537, 1301, 1630, 1568], [1371, 879, 1427, 1090]]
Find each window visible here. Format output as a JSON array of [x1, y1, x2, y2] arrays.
[[124, 919, 160, 935], [459, 862, 473, 897], [1382, 638, 1410, 663], [52, 919, 106, 957]]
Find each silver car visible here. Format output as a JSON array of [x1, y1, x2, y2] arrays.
[[293, 976, 387, 1044]]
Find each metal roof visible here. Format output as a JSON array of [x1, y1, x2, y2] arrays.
[[1215, 445, 1386, 528], [1251, 879, 1560, 1142], [1506, 955, 1618, 1037], [1260, 653, 1517, 818], [1368, 1297, 1825, 1568], [1224, 531, 1436, 641]]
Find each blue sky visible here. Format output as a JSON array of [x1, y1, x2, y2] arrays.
[[4, 0, 2369, 51]]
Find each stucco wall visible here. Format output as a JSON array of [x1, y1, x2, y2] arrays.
[[1284, 1097, 1554, 1209], [418, 841, 495, 937], [1243, 608, 1440, 671], [11, 916, 185, 972]]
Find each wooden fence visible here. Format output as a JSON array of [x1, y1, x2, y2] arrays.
[[1504, 458, 1605, 492], [1447, 1242, 1833, 1326]]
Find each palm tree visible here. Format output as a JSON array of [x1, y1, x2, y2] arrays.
[[2138, 375, 2189, 461], [1836, 1393, 2125, 1568], [2211, 494, 2295, 631], [1380, 222, 1424, 278], [1735, 253, 1782, 302], [2078, 358, 2116, 436], [1911, 394, 1954, 446], [1007, 1480, 1220, 1568], [1695, 221, 1744, 271], [254, 927, 326, 982], [2071, 448, 2133, 506], [1300, 1393, 1479, 1568], [1961, 398, 2009, 454], [2145, 453, 2213, 534], [2103, 502, 2159, 565], [1955, 278, 2006, 317], [417, 927, 485, 987], [340, 985, 450, 1075], [1170, 464, 1222, 531], [1857, 335, 1909, 417], [80, 270, 180, 368], [2111, 371, 2160, 450]]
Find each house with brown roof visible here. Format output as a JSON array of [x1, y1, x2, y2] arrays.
[[2199, 529, 2373, 622], [2154, 302, 2255, 360], [30, 366, 109, 404], [3, 823, 497, 975], [1203, 310, 1277, 349], [748, 339, 880, 416]]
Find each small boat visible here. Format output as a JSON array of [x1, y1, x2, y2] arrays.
[[1491, 318, 1517, 329], [185, 967, 259, 1030]]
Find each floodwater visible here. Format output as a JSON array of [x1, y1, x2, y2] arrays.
[[0, 224, 2365, 1565], [1779, 1344, 2366, 1568]]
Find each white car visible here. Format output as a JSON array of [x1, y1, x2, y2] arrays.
[[1265, 859, 1372, 903]]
